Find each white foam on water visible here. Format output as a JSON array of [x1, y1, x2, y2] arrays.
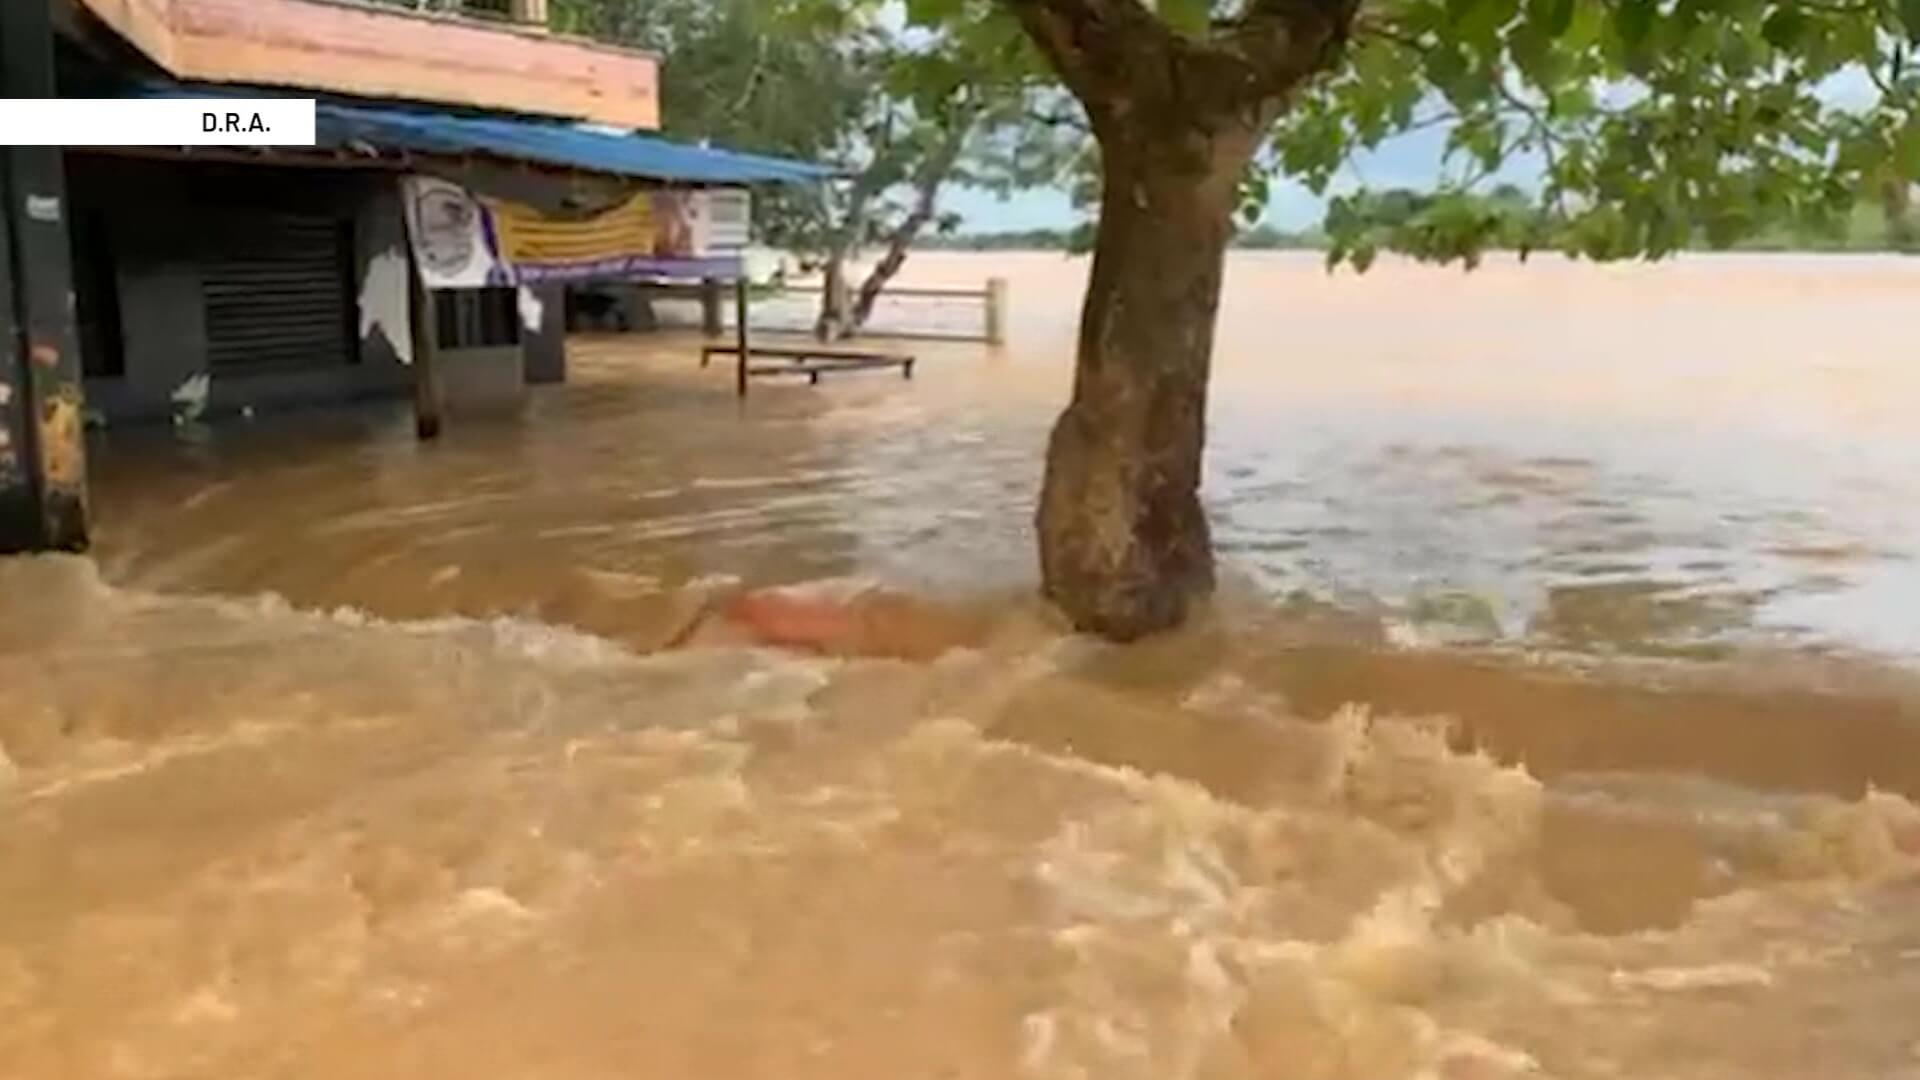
[[1610, 963, 1775, 992], [5, 555, 1920, 1079]]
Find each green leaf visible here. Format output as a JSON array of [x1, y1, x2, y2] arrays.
[[1902, 0, 1920, 43], [1561, 0, 1606, 49], [1157, 0, 1211, 35], [1425, 44, 1472, 103], [1897, 117, 1920, 174], [1544, 0, 1575, 36], [1760, 7, 1807, 50], [903, 0, 963, 27], [1508, 20, 1555, 82], [1614, 0, 1658, 48]]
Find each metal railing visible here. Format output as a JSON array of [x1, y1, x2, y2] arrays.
[[757, 279, 1009, 344]]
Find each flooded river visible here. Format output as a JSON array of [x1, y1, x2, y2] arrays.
[[5, 252, 1920, 1078]]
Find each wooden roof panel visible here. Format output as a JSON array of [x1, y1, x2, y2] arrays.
[[74, 0, 660, 130]]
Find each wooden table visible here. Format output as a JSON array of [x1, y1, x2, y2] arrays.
[[701, 344, 916, 394]]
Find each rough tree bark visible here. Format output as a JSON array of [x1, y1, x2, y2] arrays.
[[1008, 0, 1356, 640]]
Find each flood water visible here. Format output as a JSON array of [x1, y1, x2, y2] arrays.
[[5, 252, 1920, 1078]]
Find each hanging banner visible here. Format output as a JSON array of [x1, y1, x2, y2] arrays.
[[404, 177, 749, 288], [401, 176, 511, 289], [485, 190, 743, 284], [487, 191, 656, 271]]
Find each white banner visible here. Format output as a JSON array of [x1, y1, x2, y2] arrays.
[[702, 189, 752, 254], [0, 99, 317, 147], [402, 177, 510, 290]]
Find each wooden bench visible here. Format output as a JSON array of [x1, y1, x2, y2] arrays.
[[701, 344, 916, 385], [748, 360, 920, 384]]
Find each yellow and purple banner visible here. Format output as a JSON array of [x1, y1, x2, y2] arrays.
[[403, 176, 748, 289]]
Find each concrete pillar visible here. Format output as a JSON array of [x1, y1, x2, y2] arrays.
[[409, 264, 444, 440], [0, 0, 89, 553], [984, 276, 1009, 347], [509, 0, 549, 28], [523, 283, 567, 384]]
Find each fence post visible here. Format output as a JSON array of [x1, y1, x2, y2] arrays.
[[509, 0, 550, 28], [733, 274, 751, 398], [700, 277, 723, 337], [409, 263, 444, 440], [984, 277, 1008, 346]]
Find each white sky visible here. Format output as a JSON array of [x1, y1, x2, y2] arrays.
[[942, 66, 1883, 234]]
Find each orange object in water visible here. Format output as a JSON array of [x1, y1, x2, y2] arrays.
[[721, 589, 864, 653], [711, 585, 987, 660]]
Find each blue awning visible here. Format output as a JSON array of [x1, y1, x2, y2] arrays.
[[136, 84, 832, 186]]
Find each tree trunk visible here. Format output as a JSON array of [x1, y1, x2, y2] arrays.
[[847, 126, 969, 334], [847, 194, 935, 335], [814, 168, 883, 342], [1882, 175, 1915, 253], [1035, 133, 1248, 640], [815, 253, 852, 341], [1007, 0, 1354, 641]]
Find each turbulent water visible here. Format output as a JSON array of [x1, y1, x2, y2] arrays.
[[5, 253, 1920, 1078]]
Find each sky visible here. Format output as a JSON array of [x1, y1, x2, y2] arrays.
[[941, 121, 1473, 233], [939, 67, 1883, 236], [940, 119, 1518, 233]]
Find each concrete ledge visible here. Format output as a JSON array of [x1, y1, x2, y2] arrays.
[[85, 366, 411, 425], [439, 344, 526, 418]]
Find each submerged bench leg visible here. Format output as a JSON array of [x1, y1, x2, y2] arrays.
[[734, 277, 750, 398]]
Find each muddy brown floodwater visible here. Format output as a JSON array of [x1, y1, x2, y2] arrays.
[[5, 252, 1920, 1079]]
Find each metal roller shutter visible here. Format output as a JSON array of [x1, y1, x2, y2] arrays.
[[202, 213, 355, 372]]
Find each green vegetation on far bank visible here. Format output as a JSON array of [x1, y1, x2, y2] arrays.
[[928, 192, 1918, 256], [918, 223, 1328, 252]]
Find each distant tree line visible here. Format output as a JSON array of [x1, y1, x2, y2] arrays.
[[915, 223, 1327, 251]]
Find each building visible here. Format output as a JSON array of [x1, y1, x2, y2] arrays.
[[0, 0, 825, 554]]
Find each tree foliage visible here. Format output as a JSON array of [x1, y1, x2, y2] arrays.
[[548, 0, 1082, 334], [548, 0, 881, 252], [903, 0, 1918, 268], [1290, 0, 1920, 267]]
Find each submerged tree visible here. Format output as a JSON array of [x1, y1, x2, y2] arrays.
[[796, 13, 1083, 339], [893, 0, 1920, 641], [551, 0, 1074, 339]]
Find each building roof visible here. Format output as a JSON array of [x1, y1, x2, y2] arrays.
[[317, 98, 833, 185], [138, 84, 833, 186]]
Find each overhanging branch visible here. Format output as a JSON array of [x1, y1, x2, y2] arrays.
[[1002, 0, 1172, 109], [1222, 0, 1365, 92], [1004, 0, 1358, 131]]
